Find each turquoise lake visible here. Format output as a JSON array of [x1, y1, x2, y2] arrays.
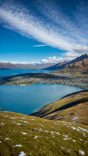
[[0, 84, 84, 115], [0, 69, 84, 115], [0, 69, 54, 78]]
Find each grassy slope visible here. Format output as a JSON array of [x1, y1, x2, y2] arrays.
[[0, 111, 88, 156], [31, 90, 88, 125]]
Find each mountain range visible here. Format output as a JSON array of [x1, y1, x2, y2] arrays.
[[44, 54, 88, 73], [0, 62, 55, 70], [0, 54, 88, 72]]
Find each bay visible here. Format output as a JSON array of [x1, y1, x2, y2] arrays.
[[0, 83, 84, 115]]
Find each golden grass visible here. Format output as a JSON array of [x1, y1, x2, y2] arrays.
[[31, 90, 88, 125]]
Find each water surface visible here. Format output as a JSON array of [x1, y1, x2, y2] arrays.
[[0, 69, 54, 78], [0, 84, 84, 115]]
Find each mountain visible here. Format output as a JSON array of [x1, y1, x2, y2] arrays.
[[31, 90, 88, 125], [43, 54, 88, 73], [0, 62, 55, 70], [1, 54, 88, 71]]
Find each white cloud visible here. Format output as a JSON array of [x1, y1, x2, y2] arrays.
[[64, 46, 88, 59], [0, 0, 88, 58], [0, 55, 71, 64], [73, 46, 88, 54], [33, 45, 46, 47], [40, 56, 71, 64], [0, 6, 74, 51], [0, 60, 37, 64]]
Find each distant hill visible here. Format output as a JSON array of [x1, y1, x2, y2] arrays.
[[31, 90, 88, 125], [44, 54, 88, 73], [0, 62, 55, 70]]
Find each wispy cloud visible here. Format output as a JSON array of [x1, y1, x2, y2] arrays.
[[0, 0, 88, 59], [33, 45, 46, 47], [0, 6, 72, 51]]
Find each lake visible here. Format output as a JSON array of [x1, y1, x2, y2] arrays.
[[0, 69, 54, 78], [0, 83, 84, 115], [0, 69, 85, 115]]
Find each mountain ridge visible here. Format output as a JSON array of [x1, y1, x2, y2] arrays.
[[43, 54, 88, 72], [0, 62, 55, 70], [0, 54, 88, 71]]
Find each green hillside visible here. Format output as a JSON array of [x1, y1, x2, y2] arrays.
[[0, 110, 88, 156]]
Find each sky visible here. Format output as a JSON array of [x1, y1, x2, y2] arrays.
[[0, 0, 88, 64]]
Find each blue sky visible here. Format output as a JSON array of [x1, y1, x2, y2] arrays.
[[0, 0, 88, 64]]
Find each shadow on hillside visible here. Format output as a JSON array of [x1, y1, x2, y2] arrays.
[[31, 95, 88, 118], [47, 97, 88, 115], [60, 90, 88, 99]]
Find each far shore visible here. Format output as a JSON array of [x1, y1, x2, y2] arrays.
[[0, 72, 88, 89]]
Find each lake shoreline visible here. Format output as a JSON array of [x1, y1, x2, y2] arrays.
[[0, 72, 88, 89], [0, 83, 84, 115], [0, 70, 87, 115]]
